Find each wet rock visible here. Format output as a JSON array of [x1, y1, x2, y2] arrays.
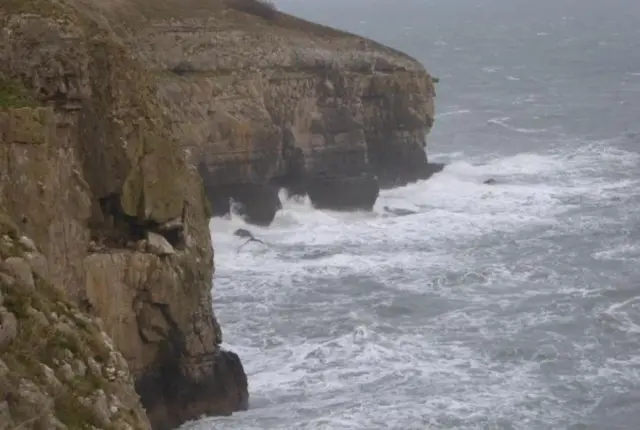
[[146, 232, 176, 256], [209, 183, 282, 226], [2, 257, 35, 291], [136, 348, 248, 430], [307, 173, 379, 211]]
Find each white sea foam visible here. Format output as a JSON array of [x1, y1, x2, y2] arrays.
[[181, 138, 640, 430], [487, 117, 548, 134], [435, 109, 471, 119]]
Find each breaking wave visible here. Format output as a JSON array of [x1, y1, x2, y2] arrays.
[[179, 137, 640, 430]]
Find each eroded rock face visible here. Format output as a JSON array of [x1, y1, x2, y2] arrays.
[[103, 2, 439, 221], [307, 174, 380, 211], [0, 224, 150, 429], [0, 2, 247, 429]]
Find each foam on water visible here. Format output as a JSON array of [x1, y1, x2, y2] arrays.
[[179, 138, 640, 430]]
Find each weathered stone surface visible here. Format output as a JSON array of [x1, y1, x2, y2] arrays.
[[146, 232, 176, 256], [2, 257, 35, 291], [96, 0, 438, 221], [0, 400, 13, 429], [0, 230, 150, 430], [19, 235, 38, 252], [24, 251, 49, 281], [307, 173, 380, 211], [0, 307, 18, 347]]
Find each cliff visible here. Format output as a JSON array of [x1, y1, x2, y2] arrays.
[[91, 0, 441, 225], [0, 1, 246, 429], [0, 216, 150, 429], [1, 0, 437, 429]]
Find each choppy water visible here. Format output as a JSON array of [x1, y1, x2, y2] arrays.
[[181, 0, 640, 429]]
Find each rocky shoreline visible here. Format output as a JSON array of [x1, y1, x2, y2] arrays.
[[0, 0, 437, 428]]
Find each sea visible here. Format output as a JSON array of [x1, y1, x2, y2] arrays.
[[181, 0, 640, 428]]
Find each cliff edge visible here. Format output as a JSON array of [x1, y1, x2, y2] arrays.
[[91, 0, 441, 225]]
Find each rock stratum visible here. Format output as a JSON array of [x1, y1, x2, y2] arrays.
[[0, 0, 437, 428]]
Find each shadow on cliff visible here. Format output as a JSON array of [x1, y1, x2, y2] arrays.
[[200, 161, 446, 227]]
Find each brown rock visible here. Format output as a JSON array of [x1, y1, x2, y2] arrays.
[[24, 251, 49, 281], [18, 235, 38, 252], [2, 257, 35, 291], [0, 308, 18, 347], [145, 232, 176, 256]]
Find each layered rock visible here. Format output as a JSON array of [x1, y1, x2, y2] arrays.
[[99, 0, 441, 222], [0, 2, 247, 429], [0, 215, 150, 429]]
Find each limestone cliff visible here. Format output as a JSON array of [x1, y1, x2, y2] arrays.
[[0, 1, 247, 429], [89, 0, 441, 225], [0, 215, 150, 429]]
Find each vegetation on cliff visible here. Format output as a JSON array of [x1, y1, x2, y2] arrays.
[[0, 75, 35, 108], [0, 214, 150, 429]]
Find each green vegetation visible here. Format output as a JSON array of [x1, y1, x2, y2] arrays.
[[0, 221, 117, 428], [0, 75, 35, 108]]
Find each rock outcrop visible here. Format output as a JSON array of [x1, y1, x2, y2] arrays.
[[98, 0, 441, 222], [0, 1, 247, 429], [0, 215, 151, 429]]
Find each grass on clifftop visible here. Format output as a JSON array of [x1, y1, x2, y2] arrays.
[[0, 75, 36, 108]]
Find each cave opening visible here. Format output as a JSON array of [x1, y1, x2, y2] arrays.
[[92, 193, 185, 251]]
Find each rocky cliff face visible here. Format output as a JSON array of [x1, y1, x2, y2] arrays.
[[103, 0, 441, 224], [0, 1, 247, 429], [0, 215, 150, 429]]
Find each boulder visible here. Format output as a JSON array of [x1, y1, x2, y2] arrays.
[[146, 232, 176, 256], [2, 257, 35, 291]]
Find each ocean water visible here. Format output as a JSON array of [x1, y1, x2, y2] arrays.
[[181, 0, 640, 429]]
